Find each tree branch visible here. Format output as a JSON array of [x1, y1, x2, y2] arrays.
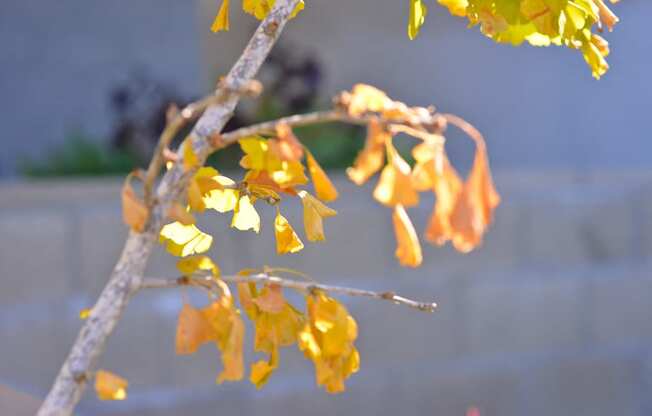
[[140, 274, 438, 313], [37, 2, 300, 415]]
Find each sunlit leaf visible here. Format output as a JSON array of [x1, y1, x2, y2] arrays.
[[306, 150, 338, 202], [159, 222, 213, 257], [95, 370, 128, 401], [231, 195, 261, 233], [298, 190, 337, 242], [176, 255, 220, 277], [274, 209, 304, 255], [211, 0, 230, 32], [408, 0, 428, 40]]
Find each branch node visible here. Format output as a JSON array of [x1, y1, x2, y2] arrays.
[[264, 20, 280, 36]]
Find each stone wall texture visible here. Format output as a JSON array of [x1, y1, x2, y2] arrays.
[[0, 172, 651, 415]]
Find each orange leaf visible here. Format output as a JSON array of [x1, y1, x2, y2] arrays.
[[373, 139, 419, 207], [168, 202, 195, 225], [306, 150, 338, 202], [269, 122, 304, 162], [347, 118, 388, 185], [252, 284, 285, 313], [95, 370, 128, 401], [424, 153, 463, 246], [121, 178, 148, 233], [392, 205, 423, 267], [449, 139, 500, 252], [175, 303, 214, 355]]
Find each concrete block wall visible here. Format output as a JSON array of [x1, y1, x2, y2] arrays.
[[0, 171, 651, 415]]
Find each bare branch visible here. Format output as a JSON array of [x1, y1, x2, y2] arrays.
[[37, 2, 301, 415], [141, 274, 438, 313]]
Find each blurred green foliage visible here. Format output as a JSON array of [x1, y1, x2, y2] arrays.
[[20, 133, 137, 177]]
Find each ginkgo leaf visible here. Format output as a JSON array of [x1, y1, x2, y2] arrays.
[[270, 122, 304, 162], [392, 204, 423, 268], [438, 0, 468, 16], [177, 255, 220, 277], [250, 358, 275, 389], [95, 370, 128, 401], [347, 84, 391, 117], [188, 167, 223, 212], [298, 292, 359, 394], [252, 283, 285, 313], [425, 153, 463, 245], [373, 139, 419, 207], [211, 0, 230, 32], [306, 150, 338, 202], [231, 195, 261, 233], [298, 190, 337, 242], [176, 303, 214, 355], [160, 222, 213, 257], [347, 118, 389, 185], [122, 178, 148, 233], [204, 176, 239, 213], [449, 139, 500, 252], [242, 0, 305, 20], [274, 209, 304, 255], [182, 140, 199, 172], [408, 0, 428, 40], [168, 202, 195, 226], [202, 295, 245, 384]]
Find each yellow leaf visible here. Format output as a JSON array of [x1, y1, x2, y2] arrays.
[[347, 117, 389, 185], [373, 139, 419, 207], [231, 195, 261, 233], [95, 370, 128, 401], [176, 255, 220, 277], [298, 190, 337, 242], [188, 167, 222, 212], [182, 140, 199, 172], [211, 0, 230, 32], [121, 178, 148, 233], [347, 84, 391, 117], [274, 209, 304, 255], [204, 176, 239, 213], [79, 308, 91, 320], [438, 0, 468, 16], [306, 150, 338, 202], [242, 0, 305, 20], [159, 222, 213, 257], [392, 204, 423, 267], [298, 292, 359, 394], [176, 303, 214, 355], [408, 0, 428, 40], [250, 359, 275, 389]]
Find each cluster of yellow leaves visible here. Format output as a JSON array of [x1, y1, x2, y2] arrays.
[[211, 0, 305, 32], [298, 292, 360, 393], [344, 84, 501, 266], [414, 0, 621, 78], [238, 281, 304, 388], [173, 265, 360, 393]]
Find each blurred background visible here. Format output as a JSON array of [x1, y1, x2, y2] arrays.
[[1, 0, 652, 415]]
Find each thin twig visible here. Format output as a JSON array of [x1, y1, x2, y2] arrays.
[[141, 274, 438, 313]]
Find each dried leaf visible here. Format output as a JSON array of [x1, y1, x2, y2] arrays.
[[306, 150, 338, 202], [176, 255, 220, 277], [392, 205, 423, 267], [298, 190, 337, 242], [347, 118, 389, 185], [373, 139, 419, 207], [270, 122, 304, 162], [274, 210, 304, 254], [449, 140, 500, 252], [252, 284, 285, 313], [95, 370, 128, 401], [176, 303, 214, 355], [121, 178, 148, 233], [168, 202, 195, 226], [424, 153, 463, 245], [347, 84, 391, 117]]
